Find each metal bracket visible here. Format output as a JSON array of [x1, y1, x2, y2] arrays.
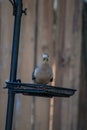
[[22, 8, 27, 15], [9, 0, 17, 15], [9, 0, 27, 16]]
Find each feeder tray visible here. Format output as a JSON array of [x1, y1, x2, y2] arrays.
[[5, 81, 76, 98]]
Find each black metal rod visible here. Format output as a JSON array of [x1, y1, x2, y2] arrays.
[[5, 0, 22, 130], [10, 0, 22, 81]]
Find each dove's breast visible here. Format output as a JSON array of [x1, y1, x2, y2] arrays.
[[35, 63, 53, 84]]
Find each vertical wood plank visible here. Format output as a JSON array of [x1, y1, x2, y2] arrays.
[[78, 2, 87, 130], [53, 0, 67, 129], [0, 1, 13, 130], [0, 1, 13, 84], [35, 0, 53, 130], [53, 0, 82, 130], [61, 1, 82, 130]]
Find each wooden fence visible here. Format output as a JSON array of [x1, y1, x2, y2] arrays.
[[0, 0, 82, 130]]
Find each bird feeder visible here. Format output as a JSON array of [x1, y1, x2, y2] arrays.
[[4, 0, 76, 130]]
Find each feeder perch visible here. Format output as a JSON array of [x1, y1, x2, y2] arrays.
[[5, 81, 76, 98]]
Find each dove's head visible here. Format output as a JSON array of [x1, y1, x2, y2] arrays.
[[42, 53, 49, 63]]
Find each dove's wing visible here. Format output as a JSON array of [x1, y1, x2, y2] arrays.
[[32, 67, 39, 81]]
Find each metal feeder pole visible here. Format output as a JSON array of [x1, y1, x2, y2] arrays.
[[5, 0, 23, 130]]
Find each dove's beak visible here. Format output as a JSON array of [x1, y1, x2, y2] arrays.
[[43, 58, 48, 63]]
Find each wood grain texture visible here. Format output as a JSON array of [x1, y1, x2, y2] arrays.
[[0, 0, 83, 130], [53, 0, 67, 129], [78, 2, 87, 130], [0, 1, 13, 130], [53, 0, 82, 130]]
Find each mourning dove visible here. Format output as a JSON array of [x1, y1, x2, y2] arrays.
[[32, 53, 53, 84]]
